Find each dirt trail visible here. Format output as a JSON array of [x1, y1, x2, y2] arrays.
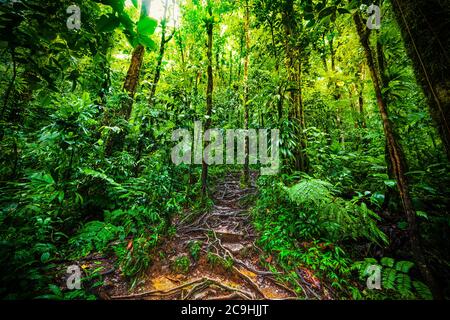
[[110, 171, 305, 300]]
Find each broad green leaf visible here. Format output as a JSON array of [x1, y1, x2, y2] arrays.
[[137, 16, 158, 37], [138, 35, 156, 50]]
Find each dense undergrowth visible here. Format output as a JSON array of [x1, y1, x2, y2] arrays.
[[1, 0, 449, 300], [252, 173, 437, 299], [0, 93, 196, 298]]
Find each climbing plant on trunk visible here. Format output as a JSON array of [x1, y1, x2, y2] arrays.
[[353, 12, 442, 299]]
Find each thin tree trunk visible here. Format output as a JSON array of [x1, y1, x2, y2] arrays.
[[354, 13, 442, 299], [201, 2, 214, 197], [176, 29, 185, 69], [237, 32, 243, 79], [267, 17, 279, 70], [105, 44, 145, 156], [106, 0, 150, 156], [376, 31, 401, 213], [358, 88, 366, 128], [281, 0, 307, 172], [358, 63, 367, 128], [228, 50, 233, 87], [321, 33, 328, 72], [97, 35, 112, 108], [329, 33, 344, 145], [243, 0, 250, 185], [277, 84, 284, 121], [135, 0, 174, 172], [148, 0, 172, 105], [297, 59, 308, 171], [122, 44, 145, 118]]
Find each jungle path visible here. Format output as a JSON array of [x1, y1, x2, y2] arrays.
[[111, 172, 324, 300]]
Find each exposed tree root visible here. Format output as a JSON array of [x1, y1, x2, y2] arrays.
[[115, 172, 321, 301], [111, 277, 254, 300]]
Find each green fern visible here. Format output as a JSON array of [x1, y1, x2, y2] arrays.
[[285, 178, 334, 206], [69, 221, 120, 257], [381, 257, 395, 268], [413, 281, 433, 300], [353, 257, 433, 300], [396, 273, 412, 298], [383, 268, 397, 290], [395, 260, 414, 273], [284, 176, 388, 245]]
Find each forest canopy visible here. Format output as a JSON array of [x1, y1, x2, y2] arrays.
[[0, 0, 449, 301]]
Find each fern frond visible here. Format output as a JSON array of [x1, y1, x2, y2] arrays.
[[413, 281, 433, 300], [395, 260, 415, 273]]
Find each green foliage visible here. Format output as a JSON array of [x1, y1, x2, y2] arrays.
[[189, 241, 202, 261], [256, 175, 388, 244], [353, 258, 433, 300], [117, 235, 158, 279], [171, 255, 191, 274], [206, 251, 220, 267], [222, 256, 234, 271], [105, 207, 161, 237], [0, 0, 448, 301], [36, 284, 96, 300], [253, 174, 391, 295], [69, 221, 120, 257]]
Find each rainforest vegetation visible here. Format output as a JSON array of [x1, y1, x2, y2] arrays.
[[0, 0, 449, 300]]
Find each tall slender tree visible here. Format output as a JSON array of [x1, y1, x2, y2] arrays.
[[354, 12, 441, 299], [201, 0, 214, 196], [391, 0, 450, 161], [243, 0, 251, 185], [135, 0, 175, 171]]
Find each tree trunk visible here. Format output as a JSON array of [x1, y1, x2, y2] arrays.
[[297, 59, 309, 170], [201, 3, 214, 197], [148, 0, 171, 105], [391, 0, 450, 161], [281, 0, 308, 172], [329, 33, 344, 145], [243, 0, 250, 185], [105, 43, 145, 156], [122, 44, 145, 119], [375, 31, 401, 213], [357, 63, 367, 128], [135, 0, 173, 172], [97, 35, 112, 108], [354, 12, 442, 299], [176, 29, 185, 69], [228, 50, 233, 87]]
